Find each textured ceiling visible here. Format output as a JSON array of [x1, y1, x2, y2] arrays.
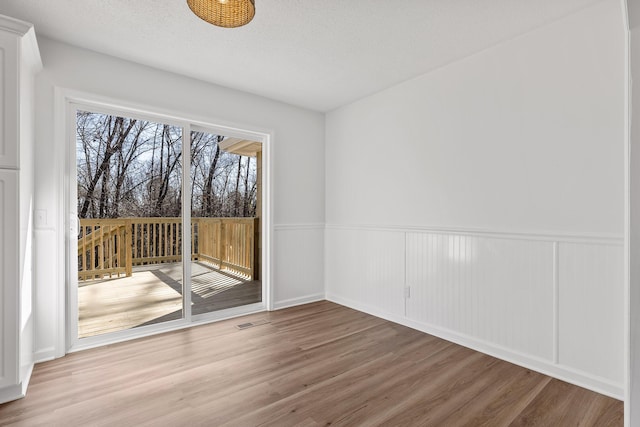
[[0, 0, 603, 112]]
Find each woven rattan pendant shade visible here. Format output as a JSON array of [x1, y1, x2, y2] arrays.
[[187, 0, 255, 28]]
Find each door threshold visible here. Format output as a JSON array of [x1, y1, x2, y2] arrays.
[[67, 302, 267, 354]]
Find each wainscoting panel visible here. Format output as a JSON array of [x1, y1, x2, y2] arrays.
[[33, 228, 59, 363], [558, 242, 624, 385], [325, 227, 405, 318], [273, 225, 325, 309], [325, 224, 624, 398], [405, 233, 554, 361]]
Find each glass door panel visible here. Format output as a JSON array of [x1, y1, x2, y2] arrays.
[[76, 111, 183, 338], [189, 130, 261, 316]]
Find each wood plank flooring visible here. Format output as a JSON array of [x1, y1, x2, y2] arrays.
[[0, 301, 622, 426]]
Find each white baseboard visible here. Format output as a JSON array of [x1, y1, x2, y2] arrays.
[[0, 383, 25, 404], [273, 293, 325, 310], [34, 347, 56, 364], [0, 362, 35, 404], [20, 362, 34, 395], [326, 293, 624, 401]]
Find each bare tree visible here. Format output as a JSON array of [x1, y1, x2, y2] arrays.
[[77, 112, 256, 220], [78, 114, 137, 218]]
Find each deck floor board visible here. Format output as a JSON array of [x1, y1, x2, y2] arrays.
[[78, 261, 261, 338]]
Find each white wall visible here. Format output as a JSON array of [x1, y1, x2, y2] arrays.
[[627, 0, 640, 424], [326, 0, 625, 398], [273, 224, 325, 309], [32, 37, 325, 360]]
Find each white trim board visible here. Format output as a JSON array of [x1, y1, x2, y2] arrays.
[[325, 223, 623, 245], [274, 223, 325, 231], [0, 383, 23, 405], [0, 15, 33, 36], [273, 293, 325, 310], [33, 347, 56, 364]]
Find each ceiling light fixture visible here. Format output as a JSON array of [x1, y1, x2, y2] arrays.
[[187, 0, 255, 28]]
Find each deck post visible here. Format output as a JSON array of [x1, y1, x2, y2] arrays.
[[252, 217, 259, 280], [125, 218, 133, 277], [219, 221, 226, 271], [191, 219, 197, 261]]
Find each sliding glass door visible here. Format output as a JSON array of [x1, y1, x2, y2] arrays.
[[71, 107, 262, 343]]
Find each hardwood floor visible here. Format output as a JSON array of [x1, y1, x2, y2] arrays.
[[0, 301, 622, 426]]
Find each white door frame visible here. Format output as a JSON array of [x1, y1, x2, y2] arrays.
[[54, 87, 274, 354]]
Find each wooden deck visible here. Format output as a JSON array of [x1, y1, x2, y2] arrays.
[[78, 262, 261, 338]]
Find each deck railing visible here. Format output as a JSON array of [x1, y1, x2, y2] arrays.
[[78, 217, 258, 282]]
